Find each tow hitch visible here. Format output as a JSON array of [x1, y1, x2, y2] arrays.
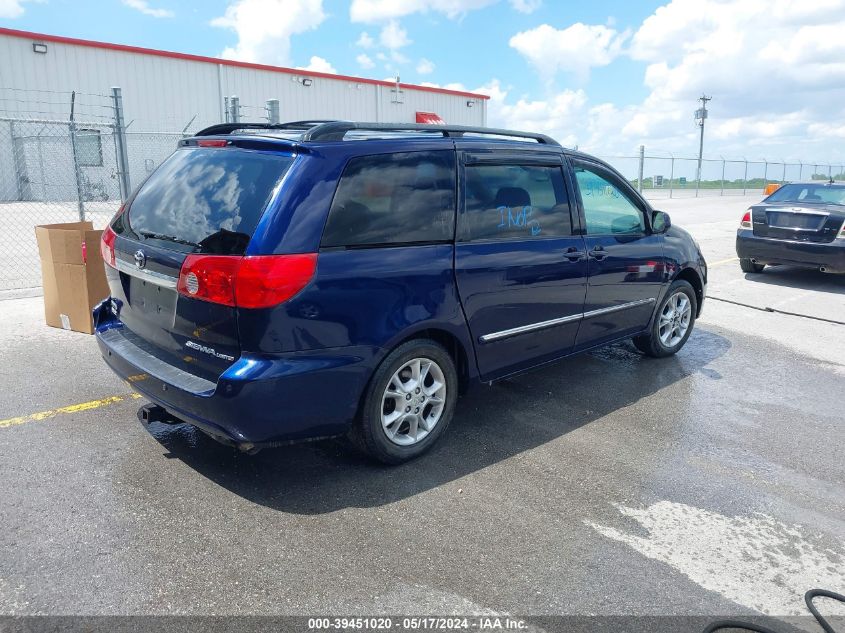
[[137, 404, 182, 426], [136, 403, 261, 454]]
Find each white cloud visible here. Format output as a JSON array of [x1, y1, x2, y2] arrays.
[[356, 53, 375, 69], [618, 0, 845, 158], [122, 0, 174, 18], [0, 0, 32, 18], [350, 0, 496, 23], [379, 20, 411, 49], [356, 31, 375, 48], [390, 50, 410, 64], [416, 58, 435, 74], [629, 0, 845, 103], [415, 78, 583, 147], [479, 79, 587, 148], [482, 0, 845, 162], [510, 23, 628, 82], [508, 0, 541, 13], [211, 0, 325, 66], [297, 55, 336, 74]]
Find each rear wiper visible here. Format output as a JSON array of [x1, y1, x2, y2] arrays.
[[139, 230, 201, 248]]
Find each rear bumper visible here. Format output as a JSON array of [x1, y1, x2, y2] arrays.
[[94, 301, 377, 446], [736, 231, 845, 273]]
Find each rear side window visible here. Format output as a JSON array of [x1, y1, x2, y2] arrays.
[[463, 164, 573, 240], [320, 151, 456, 248], [120, 148, 292, 255]]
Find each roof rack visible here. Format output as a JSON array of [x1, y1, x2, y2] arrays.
[[194, 120, 559, 145], [302, 121, 560, 145]]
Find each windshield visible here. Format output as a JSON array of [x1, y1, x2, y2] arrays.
[[116, 147, 293, 255], [766, 183, 845, 206]]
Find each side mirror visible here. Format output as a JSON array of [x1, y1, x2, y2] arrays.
[[652, 210, 671, 233]]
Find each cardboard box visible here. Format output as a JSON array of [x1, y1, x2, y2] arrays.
[[35, 221, 110, 335]]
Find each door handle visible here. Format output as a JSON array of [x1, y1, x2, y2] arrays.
[[563, 247, 586, 262], [589, 245, 608, 261]]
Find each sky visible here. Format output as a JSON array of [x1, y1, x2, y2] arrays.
[[2, 0, 844, 162]]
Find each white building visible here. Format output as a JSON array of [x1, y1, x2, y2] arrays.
[[0, 26, 489, 204]]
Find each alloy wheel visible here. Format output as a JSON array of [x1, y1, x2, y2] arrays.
[[381, 357, 447, 446], [658, 291, 692, 348]]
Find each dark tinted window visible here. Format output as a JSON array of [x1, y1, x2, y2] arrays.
[[463, 164, 572, 240], [120, 148, 292, 255], [320, 151, 455, 248]]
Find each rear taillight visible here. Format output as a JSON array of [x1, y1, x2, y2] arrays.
[[100, 204, 125, 268], [740, 210, 752, 229], [177, 254, 317, 309], [100, 225, 117, 268], [177, 255, 241, 306], [235, 255, 319, 308]]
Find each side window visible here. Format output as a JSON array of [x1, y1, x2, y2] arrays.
[[321, 151, 455, 248], [463, 164, 572, 240], [574, 164, 646, 235]]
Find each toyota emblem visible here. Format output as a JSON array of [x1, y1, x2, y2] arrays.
[[134, 250, 147, 269]]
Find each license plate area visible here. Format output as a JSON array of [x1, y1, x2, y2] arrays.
[[766, 212, 826, 230], [126, 274, 178, 327]]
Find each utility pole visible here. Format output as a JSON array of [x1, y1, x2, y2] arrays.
[[694, 95, 711, 189]]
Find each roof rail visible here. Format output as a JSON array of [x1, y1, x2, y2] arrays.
[[194, 120, 560, 146], [195, 120, 341, 136], [301, 121, 560, 145]]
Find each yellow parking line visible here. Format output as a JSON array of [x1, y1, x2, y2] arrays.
[[709, 257, 739, 267], [0, 393, 143, 429]]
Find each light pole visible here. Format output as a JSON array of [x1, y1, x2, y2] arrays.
[[694, 94, 711, 196]]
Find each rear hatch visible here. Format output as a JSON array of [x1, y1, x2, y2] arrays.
[[105, 144, 294, 379]]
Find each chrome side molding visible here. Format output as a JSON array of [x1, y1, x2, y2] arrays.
[[581, 297, 656, 320], [479, 297, 656, 343], [479, 313, 582, 343]]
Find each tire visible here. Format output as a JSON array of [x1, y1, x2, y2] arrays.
[[633, 280, 698, 358], [739, 258, 765, 273], [351, 339, 458, 465]]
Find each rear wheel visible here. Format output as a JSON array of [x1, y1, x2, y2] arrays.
[[352, 339, 457, 464], [633, 280, 697, 358], [739, 258, 765, 273]]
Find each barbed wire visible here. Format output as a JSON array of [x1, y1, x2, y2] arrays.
[[0, 87, 114, 99]]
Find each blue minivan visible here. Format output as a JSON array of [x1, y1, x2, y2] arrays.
[[94, 121, 707, 463]]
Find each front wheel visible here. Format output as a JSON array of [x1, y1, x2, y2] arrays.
[[633, 280, 697, 358], [739, 258, 765, 273], [352, 339, 457, 464]]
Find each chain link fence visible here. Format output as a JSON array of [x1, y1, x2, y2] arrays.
[[599, 150, 845, 200], [0, 89, 187, 292]]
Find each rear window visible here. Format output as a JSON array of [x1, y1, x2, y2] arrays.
[[119, 148, 292, 254], [767, 183, 845, 205], [320, 151, 455, 248]]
